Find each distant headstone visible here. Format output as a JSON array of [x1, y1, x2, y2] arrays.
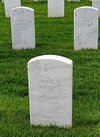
[[4, 0, 21, 17], [92, 0, 100, 17], [67, 0, 80, 1], [48, 0, 64, 17], [28, 55, 73, 127], [34, 0, 42, 2], [10, 7, 35, 49], [74, 6, 98, 50]]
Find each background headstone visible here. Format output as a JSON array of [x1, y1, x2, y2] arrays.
[[48, 0, 64, 17], [28, 55, 73, 127], [34, 0, 39, 1], [67, 0, 80, 1], [4, 0, 21, 17], [74, 6, 98, 50], [10, 7, 35, 49], [92, 0, 100, 17]]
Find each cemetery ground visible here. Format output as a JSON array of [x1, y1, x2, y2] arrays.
[[0, 0, 100, 136]]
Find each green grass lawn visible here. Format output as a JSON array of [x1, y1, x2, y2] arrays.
[[0, 0, 100, 136]]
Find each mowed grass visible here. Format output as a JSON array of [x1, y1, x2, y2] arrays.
[[0, 0, 100, 136]]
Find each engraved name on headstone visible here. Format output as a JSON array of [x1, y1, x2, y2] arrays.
[[28, 55, 73, 127], [10, 7, 35, 49], [74, 6, 98, 50]]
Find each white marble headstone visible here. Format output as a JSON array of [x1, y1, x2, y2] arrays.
[[67, 0, 80, 1], [34, 0, 42, 2], [74, 6, 98, 50], [92, 0, 100, 17], [10, 7, 35, 50], [48, 0, 64, 17], [4, 0, 21, 17], [28, 55, 73, 127], [34, 0, 39, 2]]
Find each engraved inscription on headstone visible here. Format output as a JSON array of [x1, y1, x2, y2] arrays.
[[74, 6, 98, 50], [10, 7, 35, 49], [28, 55, 73, 127], [48, 0, 64, 17], [4, 0, 21, 17]]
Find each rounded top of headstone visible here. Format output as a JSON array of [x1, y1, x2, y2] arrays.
[[28, 55, 72, 65], [74, 6, 99, 12], [11, 6, 34, 12]]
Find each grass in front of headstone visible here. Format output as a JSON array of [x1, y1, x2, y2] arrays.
[[0, 0, 100, 136]]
